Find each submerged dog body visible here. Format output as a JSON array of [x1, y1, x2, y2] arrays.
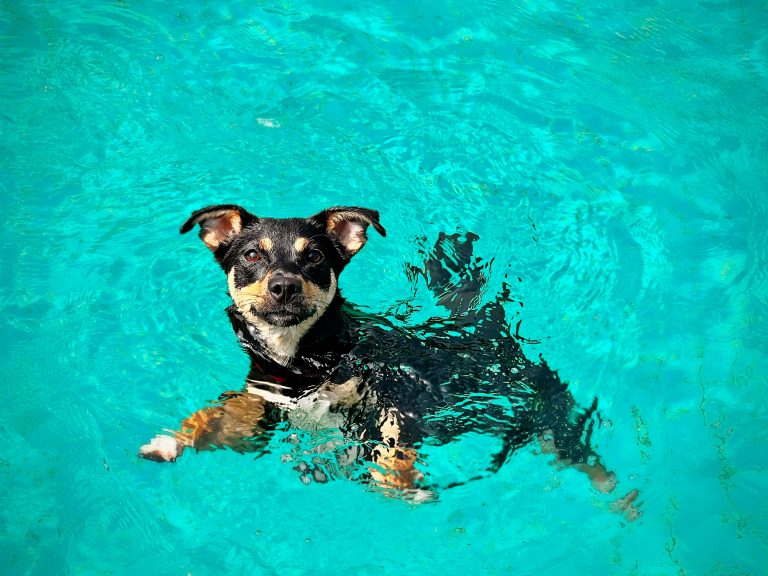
[[140, 204, 632, 504]]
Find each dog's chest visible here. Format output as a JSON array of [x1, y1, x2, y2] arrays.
[[247, 377, 362, 430]]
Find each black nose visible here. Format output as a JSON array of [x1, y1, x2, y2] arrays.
[[268, 273, 302, 304]]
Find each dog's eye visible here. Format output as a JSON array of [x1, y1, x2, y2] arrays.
[[244, 249, 262, 263], [307, 249, 324, 264]]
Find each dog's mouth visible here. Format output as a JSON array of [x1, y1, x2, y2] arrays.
[[251, 305, 313, 327]]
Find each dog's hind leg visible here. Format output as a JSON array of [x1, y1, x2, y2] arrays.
[[537, 425, 643, 520], [139, 390, 267, 462], [532, 391, 642, 518], [536, 426, 617, 494]]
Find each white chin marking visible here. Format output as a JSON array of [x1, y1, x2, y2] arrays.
[[229, 271, 337, 365]]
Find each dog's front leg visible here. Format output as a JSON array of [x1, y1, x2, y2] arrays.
[[139, 390, 267, 462], [368, 408, 429, 498]]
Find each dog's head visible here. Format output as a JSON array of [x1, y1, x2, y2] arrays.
[[180, 205, 385, 360]]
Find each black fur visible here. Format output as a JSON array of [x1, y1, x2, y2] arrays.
[[160, 205, 615, 495], [181, 205, 596, 484]]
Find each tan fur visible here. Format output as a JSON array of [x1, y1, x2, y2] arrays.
[[141, 375, 423, 490], [369, 408, 423, 490], [294, 237, 309, 252], [227, 269, 338, 364], [302, 275, 326, 303], [200, 211, 243, 250], [259, 238, 273, 251], [344, 237, 364, 253], [326, 212, 368, 254], [177, 392, 266, 452], [228, 270, 270, 311], [139, 392, 266, 461]]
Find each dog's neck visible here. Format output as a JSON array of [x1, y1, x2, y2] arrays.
[[228, 295, 351, 376]]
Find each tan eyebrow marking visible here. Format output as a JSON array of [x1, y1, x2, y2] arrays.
[[294, 237, 309, 252], [258, 238, 273, 251]]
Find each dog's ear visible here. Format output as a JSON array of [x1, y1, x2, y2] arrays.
[[309, 206, 386, 260], [180, 204, 255, 251]]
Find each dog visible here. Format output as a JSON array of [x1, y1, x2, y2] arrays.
[[139, 204, 640, 515]]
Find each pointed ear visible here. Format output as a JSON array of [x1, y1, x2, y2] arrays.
[[180, 204, 255, 251], [309, 206, 386, 260]]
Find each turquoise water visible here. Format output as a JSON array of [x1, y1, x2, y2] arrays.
[[1, 0, 767, 574]]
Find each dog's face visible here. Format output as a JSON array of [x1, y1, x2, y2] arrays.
[[180, 205, 385, 359]]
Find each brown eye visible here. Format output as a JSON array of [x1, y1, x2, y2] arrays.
[[244, 249, 262, 262], [307, 249, 323, 264]]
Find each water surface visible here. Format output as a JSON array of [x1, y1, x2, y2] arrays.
[[1, 1, 767, 574]]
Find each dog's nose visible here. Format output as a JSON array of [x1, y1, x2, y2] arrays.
[[268, 273, 302, 304]]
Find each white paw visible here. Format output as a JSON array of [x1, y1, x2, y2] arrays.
[[139, 435, 180, 462], [406, 488, 437, 503]]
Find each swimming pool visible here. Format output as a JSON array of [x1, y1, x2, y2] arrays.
[[1, 0, 766, 574]]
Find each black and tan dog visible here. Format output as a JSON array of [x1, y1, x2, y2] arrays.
[[139, 204, 639, 514]]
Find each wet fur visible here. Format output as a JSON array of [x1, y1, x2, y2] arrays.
[[140, 205, 641, 518]]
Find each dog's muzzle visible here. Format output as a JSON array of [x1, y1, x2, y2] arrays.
[[268, 271, 302, 304]]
